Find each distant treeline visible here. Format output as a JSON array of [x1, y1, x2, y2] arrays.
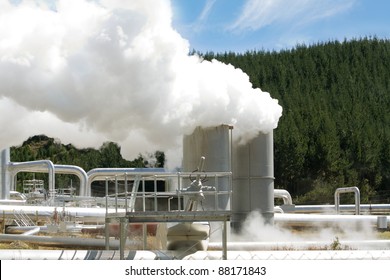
[[202, 37, 390, 204], [11, 37, 390, 204], [10, 135, 165, 192]]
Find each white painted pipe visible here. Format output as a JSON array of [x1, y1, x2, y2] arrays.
[[335, 186, 360, 215], [52, 165, 88, 197], [0, 249, 158, 260], [183, 250, 390, 260], [8, 160, 55, 198], [274, 189, 293, 205], [13, 164, 88, 197], [21, 227, 40, 236], [208, 240, 390, 251], [274, 213, 390, 229], [0, 204, 125, 223], [0, 148, 11, 200], [0, 233, 140, 249], [6, 224, 104, 234], [286, 204, 390, 214], [2, 249, 390, 260]]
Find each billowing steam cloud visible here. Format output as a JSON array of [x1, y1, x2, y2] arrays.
[[0, 0, 282, 167]]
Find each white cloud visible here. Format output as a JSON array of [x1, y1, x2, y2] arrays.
[[229, 0, 356, 32], [0, 0, 282, 168], [190, 0, 217, 33]]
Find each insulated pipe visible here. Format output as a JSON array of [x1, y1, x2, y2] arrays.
[[0, 204, 125, 223], [0, 233, 140, 249], [274, 213, 390, 229], [0, 250, 158, 260], [21, 227, 40, 236], [1, 249, 390, 260], [208, 240, 390, 251], [274, 189, 293, 205], [6, 225, 105, 234], [86, 168, 165, 196], [335, 187, 360, 215], [283, 204, 390, 214], [8, 160, 55, 198], [28, 164, 88, 197], [0, 148, 11, 200]]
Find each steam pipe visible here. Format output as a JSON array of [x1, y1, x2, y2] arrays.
[[274, 189, 293, 205], [0, 233, 140, 249], [1, 249, 390, 260], [1, 148, 11, 200], [274, 213, 390, 229], [8, 160, 55, 198], [29, 164, 88, 196], [21, 227, 40, 236], [283, 204, 390, 214], [335, 187, 360, 215], [208, 240, 390, 251], [0, 204, 125, 223]]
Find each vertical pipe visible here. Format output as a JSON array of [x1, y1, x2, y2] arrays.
[[105, 178, 109, 250], [222, 219, 227, 260], [120, 218, 127, 260], [154, 175, 157, 211], [142, 179, 146, 212], [115, 176, 118, 213], [124, 173, 128, 212], [177, 172, 181, 211], [0, 148, 11, 200]]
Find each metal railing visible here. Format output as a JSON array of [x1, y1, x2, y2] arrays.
[[103, 171, 233, 214]]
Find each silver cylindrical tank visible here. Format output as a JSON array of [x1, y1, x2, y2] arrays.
[[182, 125, 232, 210], [0, 148, 11, 200], [231, 131, 274, 232]]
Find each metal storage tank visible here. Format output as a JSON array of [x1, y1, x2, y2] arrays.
[[182, 125, 232, 210], [231, 131, 274, 232], [1, 148, 11, 200]]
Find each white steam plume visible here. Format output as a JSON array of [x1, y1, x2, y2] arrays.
[[0, 0, 282, 168]]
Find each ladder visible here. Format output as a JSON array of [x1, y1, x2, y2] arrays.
[[13, 210, 36, 227]]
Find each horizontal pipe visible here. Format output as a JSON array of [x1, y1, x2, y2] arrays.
[[285, 204, 390, 214], [6, 225, 104, 234], [0, 249, 158, 260], [0, 234, 139, 249], [183, 250, 390, 260], [21, 227, 40, 236], [274, 213, 390, 228], [1, 249, 390, 260], [208, 240, 390, 251], [0, 204, 125, 223]]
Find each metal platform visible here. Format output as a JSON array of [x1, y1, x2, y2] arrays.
[[105, 210, 231, 260]]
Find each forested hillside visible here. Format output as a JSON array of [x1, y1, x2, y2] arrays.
[[203, 37, 390, 204], [10, 38, 390, 204], [10, 135, 165, 191]]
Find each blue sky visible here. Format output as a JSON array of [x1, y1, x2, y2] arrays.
[[171, 0, 390, 53]]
